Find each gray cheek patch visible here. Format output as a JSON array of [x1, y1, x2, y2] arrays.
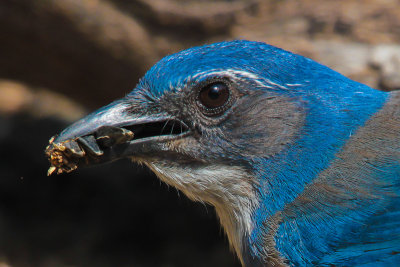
[[221, 92, 305, 159]]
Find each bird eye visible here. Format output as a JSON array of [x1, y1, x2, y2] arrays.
[[197, 82, 231, 116]]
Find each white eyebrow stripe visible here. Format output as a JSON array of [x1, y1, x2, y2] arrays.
[[192, 69, 288, 89]]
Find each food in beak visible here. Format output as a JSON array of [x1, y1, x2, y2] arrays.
[[45, 126, 134, 176]]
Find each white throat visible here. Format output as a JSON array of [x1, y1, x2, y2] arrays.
[[144, 161, 257, 264]]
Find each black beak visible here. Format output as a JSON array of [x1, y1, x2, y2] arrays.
[[45, 99, 190, 175]]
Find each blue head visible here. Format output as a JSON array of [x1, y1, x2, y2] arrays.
[[50, 40, 389, 265]]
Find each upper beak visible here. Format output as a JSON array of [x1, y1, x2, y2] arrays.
[[45, 98, 190, 175]]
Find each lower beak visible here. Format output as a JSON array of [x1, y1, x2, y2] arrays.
[[45, 99, 190, 175]]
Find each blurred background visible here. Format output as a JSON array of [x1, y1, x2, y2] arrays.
[[0, 0, 399, 266]]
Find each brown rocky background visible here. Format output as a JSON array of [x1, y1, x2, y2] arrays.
[[0, 0, 399, 266]]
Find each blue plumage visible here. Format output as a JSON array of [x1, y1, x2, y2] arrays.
[[48, 40, 400, 266]]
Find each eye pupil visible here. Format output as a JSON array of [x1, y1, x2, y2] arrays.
[[208, 85, 222, 100], [199, 82, 229, 110]]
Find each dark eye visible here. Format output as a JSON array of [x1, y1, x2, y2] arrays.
[[198, 82, 230, 111]]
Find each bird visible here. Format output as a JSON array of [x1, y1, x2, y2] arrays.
[[46, 40, 400, 266]]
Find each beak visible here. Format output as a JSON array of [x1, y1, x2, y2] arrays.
[[45, 98, 190, 175]]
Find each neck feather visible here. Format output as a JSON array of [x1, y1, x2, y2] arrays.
[[145, 161, 258, 265], [249, 82, 389, 263]]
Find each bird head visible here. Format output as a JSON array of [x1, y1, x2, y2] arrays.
[[47, 40, 387, 265]]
